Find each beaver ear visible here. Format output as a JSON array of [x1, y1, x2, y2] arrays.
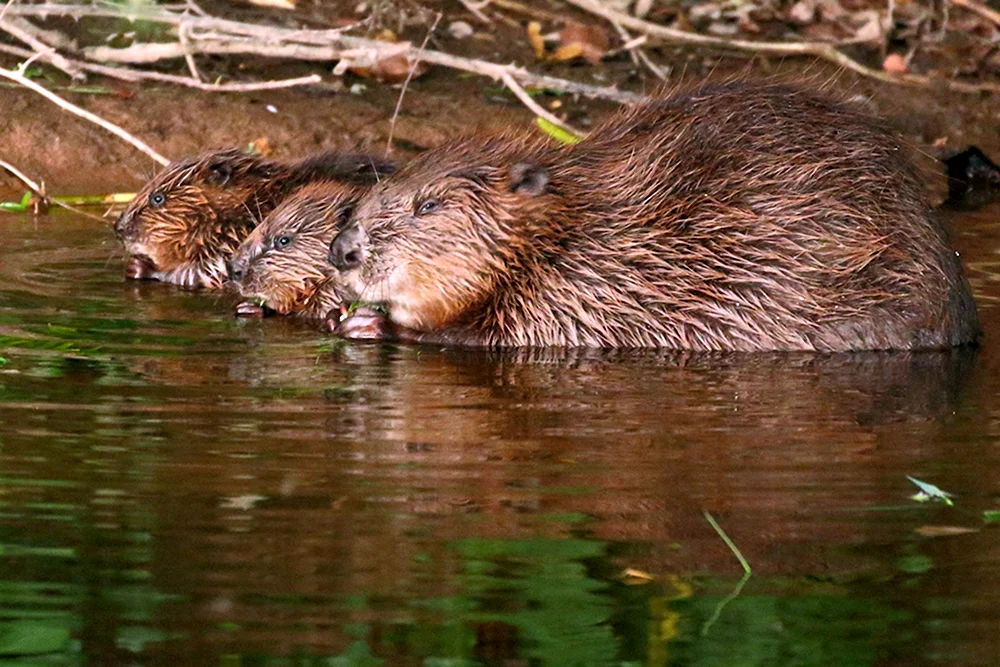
[[508, 163, 549, 196], [206, 159, 235, 186]]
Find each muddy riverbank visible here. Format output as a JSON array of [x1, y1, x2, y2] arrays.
[[1, 57, 999, 202]]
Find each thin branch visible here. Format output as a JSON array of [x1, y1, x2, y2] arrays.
[[563, 0, 1000, 95], [85, 38, 644, 103], [178, 22, 203, 81], [0, 17, 83, 79], [0, 157, 112, 220], [0, 0, 15, 22], [387, 12, 442, 155], [0, 43, 322, 91], [951, 0, 1000, 26], [458, 0, 491, 23], [185, 0, 210, 19], [0, 64, 170, 165], [501, 71, 586, 138], [611, 21, 669, 82], [491, 0, 566, 22], [0, 157, 43, 195], [0, 4, 641, 103]]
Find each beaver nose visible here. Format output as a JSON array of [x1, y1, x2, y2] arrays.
[[329, 223, 368, 272], [114, 211, 132, 240], [227, 257, 245, 282]]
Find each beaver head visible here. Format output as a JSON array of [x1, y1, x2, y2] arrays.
[[115, 149, 395, 289], [114, 149, 287, 289], [328, 134, 553, 332], [230, 181, 360, 319]]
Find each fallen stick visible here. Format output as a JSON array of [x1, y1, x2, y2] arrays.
[[563, 0, 1000, 95], [386, 13, 442, 154], [85, 38, 644, 104], [0, 157, 114, 220], [0, 157, 43, 195], [951, 0, 1000, 26], [0, 17, 83, 79], [0, 62, 171, 165], [501, 72, 585, 138], [1, 4, 642, 103], [0, 42, 322, 91]]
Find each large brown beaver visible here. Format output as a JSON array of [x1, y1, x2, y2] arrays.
[[114, 148, 394, 289], [328, 82, 980, 351], [228, 181, 359, 319]]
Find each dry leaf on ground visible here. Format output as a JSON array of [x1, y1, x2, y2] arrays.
[[347, 30, 428, 83], [553, 22, 610, 64], [527, 21, 546, 60]]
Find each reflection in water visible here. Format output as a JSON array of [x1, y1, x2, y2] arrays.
[[1, 209, 1000, 664]]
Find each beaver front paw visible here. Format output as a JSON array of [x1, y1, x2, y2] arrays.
[[125, 256, 156, 281], [331, 306, 394, 341], [235, 300, 267, 318]]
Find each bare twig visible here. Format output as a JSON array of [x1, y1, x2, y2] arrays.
[[387, 12, 442, 154], [0, 43, 322, 91], [186, 0, 210, 18], [0, 63, 170, 165], [502, 72, 586, 138], [951, 0, 1000, 26], [0, 157, 43, 195], [563, 0, 1000, 95], [611, 22, 669, 82], [0, 4, 642, 103], [458, 0, 491, 23], [0, 17, 83, 79], [178, 22, 203, 81], [0, 0, 15, 22], [85, 38, 644, 103], [491, 0, 565, 21], [0, 157, 112, 220]]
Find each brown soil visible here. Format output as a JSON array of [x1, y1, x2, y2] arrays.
[[0, 0, 998, 201]]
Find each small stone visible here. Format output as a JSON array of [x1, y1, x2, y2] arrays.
[[448, 20, 474, 40], [689, 3, 722, 21], [788, 0, 816, 24]]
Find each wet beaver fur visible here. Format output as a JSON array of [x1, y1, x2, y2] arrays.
[[114, 148, 394, 289], [328, 82, 980, 351], [228, 181, 359, 319]]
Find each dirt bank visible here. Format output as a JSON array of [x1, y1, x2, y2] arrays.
[[0, 59, 998, 202]]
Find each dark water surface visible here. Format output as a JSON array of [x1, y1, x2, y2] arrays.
[[2, 207, 1000, 666]]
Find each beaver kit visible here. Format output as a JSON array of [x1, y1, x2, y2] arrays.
[[228, 181, 362, 319], [328, 82, 980, 351], [114, 148, 395, 289]]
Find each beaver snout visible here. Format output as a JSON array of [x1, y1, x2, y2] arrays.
[[227, 257, 245, 282], [114, 210, 134, 241], [329, 223, 368, 272]]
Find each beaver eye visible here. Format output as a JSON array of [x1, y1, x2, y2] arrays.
[[148, 192, 166, 207], [415, 199, 439, 216], [274, 235, 292, 249]]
